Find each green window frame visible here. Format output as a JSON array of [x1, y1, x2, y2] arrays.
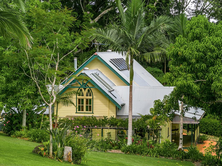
[[76, 87, 93, 114]]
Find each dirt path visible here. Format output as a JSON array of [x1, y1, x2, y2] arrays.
[[197, 141, 217, 155]]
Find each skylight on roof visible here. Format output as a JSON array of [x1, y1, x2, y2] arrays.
[[92, 73, 114, 91], [110, 58, 128, 71]]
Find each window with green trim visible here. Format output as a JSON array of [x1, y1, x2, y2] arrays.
[[77, 88, 93, 113]]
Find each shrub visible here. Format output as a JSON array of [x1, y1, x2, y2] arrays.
[[12, 130, 28, 138], [65, 134, 87, 164], [158, 140, 177, 157], [200, 115, 222, 137], [2, 110, 48, 135], [187, 146, 203, 162], [197, 135, 208, 144], [201, 154, 218, 166], [26, 129, 49, 143]]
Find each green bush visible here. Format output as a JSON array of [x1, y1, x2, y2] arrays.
[[200, 115, 222, 137], [158, 140, 177, 157], [197, 135, 208, 143], [26, 129, 49, 143], [187, 146, 203, 162], [88, 138, 125, 152], [12, 130, 28, 138], [201, 154, 218, 166], [2, 110, 48, 135], [65, 134, 87, 164]]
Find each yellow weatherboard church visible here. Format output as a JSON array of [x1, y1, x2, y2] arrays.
[[57, 51, 205, 144]]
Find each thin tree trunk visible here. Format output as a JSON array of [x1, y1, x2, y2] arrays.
[[49, 104, 53, 157], [127, 56, 134, 146], [22, 109, 26, 128], [164, 56, 166, 74], [55, 102, 58, 128], [40, 112, 44, 129], [178, 99, 184, 150]]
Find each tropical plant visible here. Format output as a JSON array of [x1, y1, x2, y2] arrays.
[[93, 0, 170, 145], [54, 91, 76, 128], [0, 0, 32, 47]]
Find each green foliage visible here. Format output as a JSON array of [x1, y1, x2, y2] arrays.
[[200, 115, 222, 137], [121, 139, 188, 160], [87, 138, 124, 152], [59, 116, 128, 128], [65, 134, 87, 164], [215, 137, 222, 164], [50, 127, 69, 159], [201, 153, 218, 166], [2, 110, 47, 136], [187, 146, 203, 162], [146, 66, 165, 83], [26, 129, 49, 143], [197, 135, 208, 144], [12, 128, 49, 143], [166, 15, 222, 116]]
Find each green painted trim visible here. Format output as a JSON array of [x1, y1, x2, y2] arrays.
[[62, 54, 129, 86], [60, 73, 122, 109], [68, 86, 95, 88], [88, 78, 122, 109]]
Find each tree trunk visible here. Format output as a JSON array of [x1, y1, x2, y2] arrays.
[[127, 56, 134, 146], [164, 56, 166, 74], [22, 109, 26, 128], [127, 83, 133, 145], [49, 104, 53, 157], [178, 100, 184, 150], [55, 102, 58, 128]]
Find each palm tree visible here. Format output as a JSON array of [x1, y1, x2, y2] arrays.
[[93, 0, 170, 145], [143, 33, 171, 74], [144, 13, 188, 75], [54, 91, 76, 128], [0, 0, 32, 47]]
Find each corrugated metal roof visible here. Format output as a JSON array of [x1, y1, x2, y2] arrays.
[[96, 52, 163, 87], [114, 86, 174, 116], [82, 69, 125, 107], [174, 107, 205, 121]]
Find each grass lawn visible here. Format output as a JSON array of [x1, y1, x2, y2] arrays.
[[0, 133, 194, 166]]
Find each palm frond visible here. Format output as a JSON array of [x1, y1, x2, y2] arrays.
[[115, 0, 126, 26], [13, 0, 26, 12], [0, 10, 32, 48], [168, 14, 188, 38], [93, 28, 125, 51]]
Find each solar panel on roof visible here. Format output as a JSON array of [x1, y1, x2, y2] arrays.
[[92, 73, 114, 91], [110, 58, 128, 71]]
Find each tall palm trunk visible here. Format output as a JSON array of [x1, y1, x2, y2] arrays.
[[178, 98, 184, 150], [127, 56, 134, 145]]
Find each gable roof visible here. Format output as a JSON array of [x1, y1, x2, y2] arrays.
[[60, 51, 167, 112], [82, 69, 125, 108], [95, 52, 163, 87], [62, 52, 163, 87]]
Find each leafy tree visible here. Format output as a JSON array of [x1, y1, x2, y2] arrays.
[[0, 37, 40, 128], [93, 0, 170, 145], [165, 15, 222, 148], [22, 0, 90, 157]]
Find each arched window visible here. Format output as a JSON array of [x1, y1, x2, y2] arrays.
[[77, 88, 93, 113]]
